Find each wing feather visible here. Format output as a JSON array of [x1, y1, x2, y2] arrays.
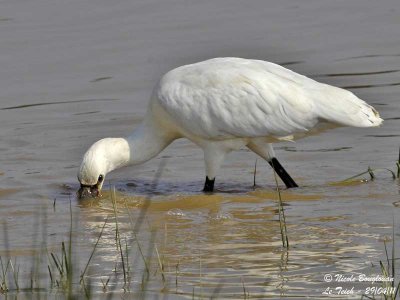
[[157, 58, 319, 139]]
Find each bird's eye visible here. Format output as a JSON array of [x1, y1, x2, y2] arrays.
[[98, 174, 104, 182]]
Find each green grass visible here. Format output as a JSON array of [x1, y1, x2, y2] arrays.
[[272, 168, 289, 248], [342, 167, 396, 182], [379, 222, 399, 300], [342, 148, 400, 182]]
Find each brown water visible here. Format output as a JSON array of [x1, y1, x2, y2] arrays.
[[0, 0, 399, 298]]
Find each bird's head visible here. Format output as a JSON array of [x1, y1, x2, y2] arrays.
[[77, 141, 107, 198], [77, 138, 130, 199]]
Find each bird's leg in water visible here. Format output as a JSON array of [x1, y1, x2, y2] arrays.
[[202, 144, 226, 193], [247, 142, 298, 189], [268, 157, 298, 188], [203, 176, 215, 192]]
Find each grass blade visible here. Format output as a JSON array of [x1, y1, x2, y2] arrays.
[[271, 163, 289, 248], [253, 159, 257, 187], [80, 217, 109, 283], [111, 187, 127, 288], [342, 167, 396, 181]]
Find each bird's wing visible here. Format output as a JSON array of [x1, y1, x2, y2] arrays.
[[157, 60, 320, 139]]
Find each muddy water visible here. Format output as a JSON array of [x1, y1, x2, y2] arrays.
[[0, 0, 399, 298]]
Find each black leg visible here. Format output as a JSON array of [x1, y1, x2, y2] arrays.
[[268, 157, 298, 188], [203, 176, 215, 192]]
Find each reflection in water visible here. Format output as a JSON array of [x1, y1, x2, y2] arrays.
[[1, 172, 395, 297], [71, 184, 389, 298]]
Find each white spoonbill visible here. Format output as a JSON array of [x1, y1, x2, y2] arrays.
[[77, 57, 382, 197]]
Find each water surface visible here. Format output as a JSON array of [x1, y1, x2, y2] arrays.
[[0, 0, 399, 298]]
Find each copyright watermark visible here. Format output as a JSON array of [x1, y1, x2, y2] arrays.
[[322, 273, 396, 296], [324, 274, 333, 282]]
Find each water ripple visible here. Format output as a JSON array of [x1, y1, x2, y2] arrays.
[[341, 82, 400, 89], [1, 98, 119, 110], [278, 60, 304, 66], [281, 146, 352, 152], [365, 134, 400, 138], [90, 76, 113, 82], [317, 69, 399, 77], [336, 54, 400, 61]]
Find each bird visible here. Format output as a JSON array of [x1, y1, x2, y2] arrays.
[[77, 57, 383, 198]]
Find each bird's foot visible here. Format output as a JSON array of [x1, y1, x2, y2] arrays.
[[203, 176, 215, 193]]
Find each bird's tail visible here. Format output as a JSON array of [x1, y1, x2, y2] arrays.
[[313, 85, 383, 128]]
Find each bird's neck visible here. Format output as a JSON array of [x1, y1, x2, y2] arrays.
[[125, 118, 174, 166], [101, 118, 174, 175]]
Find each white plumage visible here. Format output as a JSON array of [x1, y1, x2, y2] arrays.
[[78, 57, 382, 197]]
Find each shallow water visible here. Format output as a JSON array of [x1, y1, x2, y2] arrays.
[[0, 0, 399, 298]]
